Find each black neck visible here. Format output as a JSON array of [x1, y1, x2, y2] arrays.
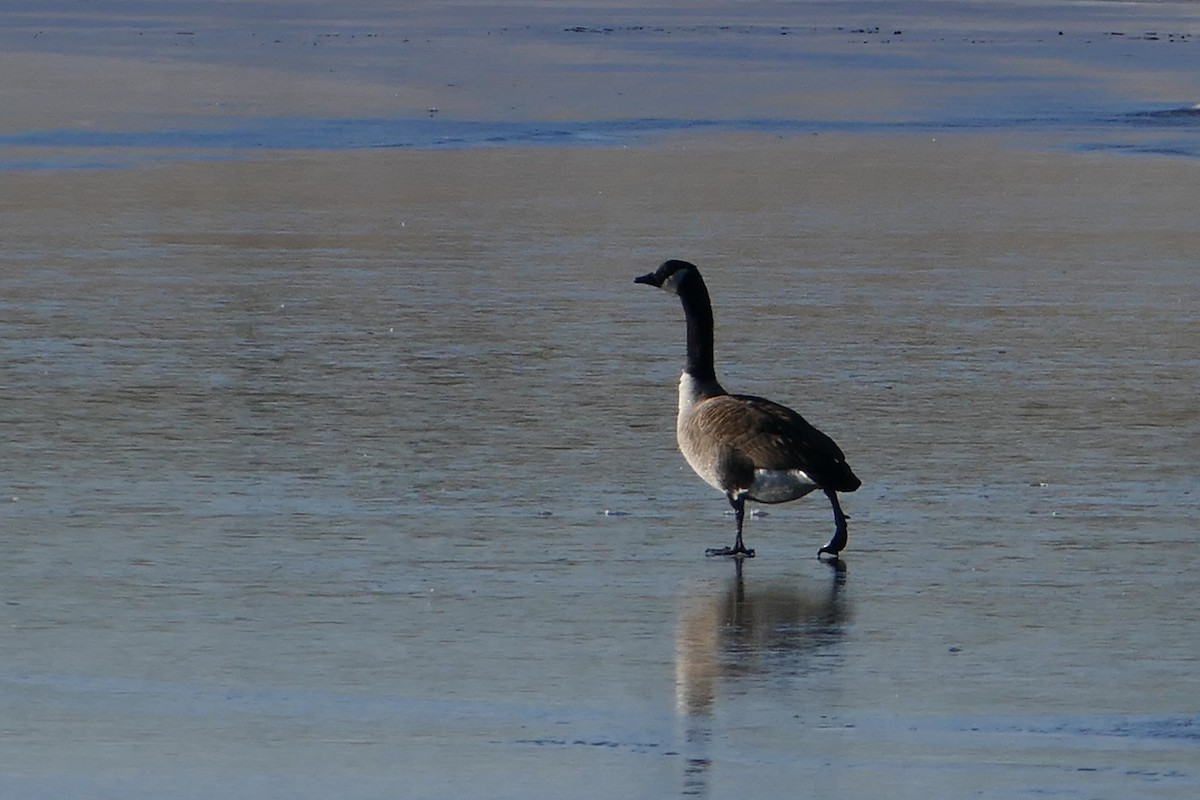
[[678, 274, 717, 382]]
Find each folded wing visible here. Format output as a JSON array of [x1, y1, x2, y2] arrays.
[[688, 394, 861, 493]]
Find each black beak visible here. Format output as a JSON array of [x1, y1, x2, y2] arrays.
[[634, 272, 661, 287]]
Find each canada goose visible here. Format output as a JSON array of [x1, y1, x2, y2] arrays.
[[635, 259, 861, 559]]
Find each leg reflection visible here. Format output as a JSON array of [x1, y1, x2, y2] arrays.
[[674, 561, 849, 795]]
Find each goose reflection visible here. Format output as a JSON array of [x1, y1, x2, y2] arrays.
[[676, 561, 848, 716], [674, 562, 848, 795]]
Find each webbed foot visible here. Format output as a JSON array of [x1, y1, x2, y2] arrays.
[[706, 545, 756, 558], [817, 528, 846, 560]]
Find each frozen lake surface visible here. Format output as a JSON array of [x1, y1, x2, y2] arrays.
[[1, 2, 1198, 798]]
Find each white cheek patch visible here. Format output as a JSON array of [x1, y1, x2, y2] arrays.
[[662, 270, 687, 293]]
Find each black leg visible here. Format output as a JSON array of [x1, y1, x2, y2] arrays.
[[817, 488, 848, 559], [706, 494, 756, 558]]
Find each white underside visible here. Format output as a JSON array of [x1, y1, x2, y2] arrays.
[[745, 468, 819, 504]]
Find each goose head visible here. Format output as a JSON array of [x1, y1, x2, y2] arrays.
[[635, 259, 701, 294]]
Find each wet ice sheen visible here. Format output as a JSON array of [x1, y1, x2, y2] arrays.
[[3, 136, 1197, 799], [2, 2, 1199, 799]]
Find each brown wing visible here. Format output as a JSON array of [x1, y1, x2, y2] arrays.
[[688, 394, 861, 492]]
